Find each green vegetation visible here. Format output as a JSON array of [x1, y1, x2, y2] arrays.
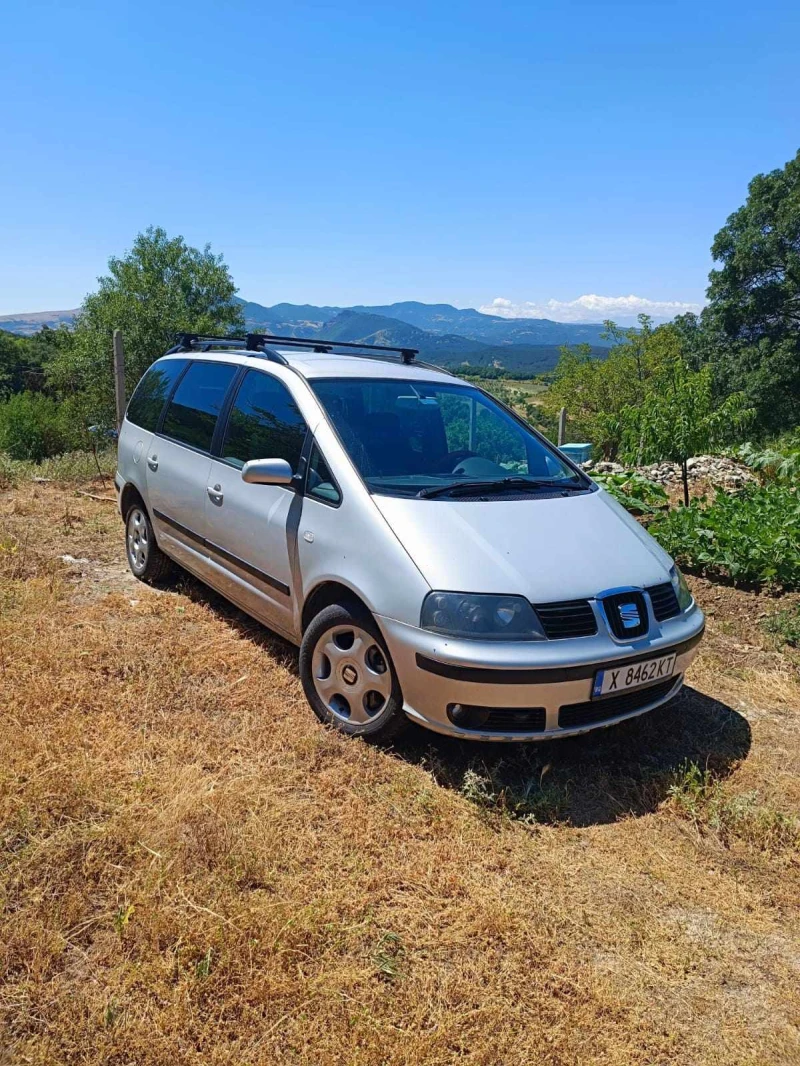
[[0, 447, 116, 491], [762, 604, 800, 647], [0, 226, 243, 461], [650, 482, 800, 588], [591, 471, 669, 515], [738, 432, 800, 481], [47, 226, 242, 432], [0, 391, 76, 461], [543, 317, 752, 501], [667, 762, 800, 853], [704, 150, 800, 433]]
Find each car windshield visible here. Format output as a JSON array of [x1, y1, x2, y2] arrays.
[[311, 377, 585, 498]]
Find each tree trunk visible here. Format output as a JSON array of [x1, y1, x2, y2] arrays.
[[681, 460, 690, 507]]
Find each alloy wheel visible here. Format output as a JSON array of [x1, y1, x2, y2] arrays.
[[126, 508, 150, 573], [311, 624, 392, 724]]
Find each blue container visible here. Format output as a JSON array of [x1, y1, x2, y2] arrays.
[[560, 442, 593, 464]]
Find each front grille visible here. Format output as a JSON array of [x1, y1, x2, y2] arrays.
[[558, 677, 678, 728], [447, 704, 546, 732], [600, 591, 649, 640], [647, 582, 680, 622], [534, 599, 597, 639]]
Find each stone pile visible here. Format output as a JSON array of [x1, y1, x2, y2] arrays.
[[582, 455, 757, 490]]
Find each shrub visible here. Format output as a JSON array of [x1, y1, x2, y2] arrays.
[[593, 471, 669, 515], [649, 482, 800, 588], [0, 392, 71, 461], [738, 433, 800, 481]]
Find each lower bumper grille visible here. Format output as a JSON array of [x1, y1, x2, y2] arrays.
[[558, 677, 679, 729], [447, 704, 546, 732]]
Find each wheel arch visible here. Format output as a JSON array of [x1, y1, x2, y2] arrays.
[[120, 481, 147, 520], [301, 580, 373, 634]]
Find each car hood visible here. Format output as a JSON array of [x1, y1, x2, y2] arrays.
[[372, 487, 674, 602]]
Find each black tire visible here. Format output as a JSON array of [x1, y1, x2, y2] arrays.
[[124, 502, 174, 584], [299, 602, 408, 742]]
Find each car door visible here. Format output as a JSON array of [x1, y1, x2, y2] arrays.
[[203, 368, 308, 638], [146, 359, 239, 575]]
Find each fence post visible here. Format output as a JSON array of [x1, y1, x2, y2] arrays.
[[113, 330, 126, 430], [558, 406, 567, 447]]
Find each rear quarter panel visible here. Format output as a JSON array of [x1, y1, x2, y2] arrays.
[[116, 418, 153, 515]]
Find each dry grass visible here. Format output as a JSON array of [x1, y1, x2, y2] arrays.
[[1, 481, 799, 1065]]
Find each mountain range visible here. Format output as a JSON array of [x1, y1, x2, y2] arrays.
[[0, 299, 614, 372]]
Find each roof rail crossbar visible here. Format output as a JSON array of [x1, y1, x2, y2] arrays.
[[166, 333, 290, 365], [245, 333, 332, 354], [168, 331, 419, 365], [246, 332, 419, 364], [170, 333, 246, 352]]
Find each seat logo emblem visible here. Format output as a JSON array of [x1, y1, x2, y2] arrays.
[[342, 665, 358, 685], [619, 602, 640, 629]]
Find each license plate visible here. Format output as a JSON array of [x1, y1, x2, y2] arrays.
[[592, 653, 677, 698]]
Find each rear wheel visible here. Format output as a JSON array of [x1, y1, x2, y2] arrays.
[[299, 603, 408, 742], [125, 504, 173, 584]]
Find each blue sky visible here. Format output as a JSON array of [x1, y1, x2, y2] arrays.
[[1, 0, 798, 321]]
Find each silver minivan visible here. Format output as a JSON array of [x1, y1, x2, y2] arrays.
[[116, 332, 704, 743]]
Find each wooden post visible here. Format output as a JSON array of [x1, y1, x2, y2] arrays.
[[113, 330, 126, 429], [558, 407, 567, 447]]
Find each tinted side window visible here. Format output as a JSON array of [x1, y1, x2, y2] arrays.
[[126, 359, 187, 432], [307, 443, 341, 505], [161, 361, 238, 451], [221, 370, 307, 470]]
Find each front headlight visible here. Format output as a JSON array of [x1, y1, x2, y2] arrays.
[[670, 565, 693, 611], [420, 592, 547, 641]]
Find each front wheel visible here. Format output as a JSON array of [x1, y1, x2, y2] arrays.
[[299, 603, 408, 742]]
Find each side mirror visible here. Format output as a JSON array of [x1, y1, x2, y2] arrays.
[[241, 458, 294, 485]]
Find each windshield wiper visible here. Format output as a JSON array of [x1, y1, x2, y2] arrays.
[[417, 477, 584, 499]]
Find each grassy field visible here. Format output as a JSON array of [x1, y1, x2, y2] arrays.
[[462, 377, 549, 426], [1, 474, 799, 1064]]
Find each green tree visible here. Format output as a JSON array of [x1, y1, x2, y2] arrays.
[[542, 316, 659, 458], [705, 149, 800, 431], [622, 326, 753, 505], [0, 329, 53, 398], [47, 226, 243, 427]]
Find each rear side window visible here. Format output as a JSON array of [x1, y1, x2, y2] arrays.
[[126, 359, 187, 432], [161, 361, 238, 451], [221, 370, 307, 470]]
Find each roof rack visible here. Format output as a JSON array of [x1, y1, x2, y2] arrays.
[[167, 332, 419, 364]]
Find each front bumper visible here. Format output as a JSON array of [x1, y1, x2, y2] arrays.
[[377, 606, 705, 741]]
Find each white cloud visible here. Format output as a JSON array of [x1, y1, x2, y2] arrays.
[[478, 294, 703, 324]]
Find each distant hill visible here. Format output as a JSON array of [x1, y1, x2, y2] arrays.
[[347, 301, 612, 347], [238, 299, 613, 348], [319, 310, 489, 358], [0, 298, 614, 374], [0, 308, 78, 335]]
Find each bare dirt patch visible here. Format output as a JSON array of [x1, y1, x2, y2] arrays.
[[1, 481, 798, 1064]]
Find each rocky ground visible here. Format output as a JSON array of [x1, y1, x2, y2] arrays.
[[584, 454, 758, 491]]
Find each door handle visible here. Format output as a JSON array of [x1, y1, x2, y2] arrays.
[[207, 484, 224, 505], [147, 454, 158, 471]]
